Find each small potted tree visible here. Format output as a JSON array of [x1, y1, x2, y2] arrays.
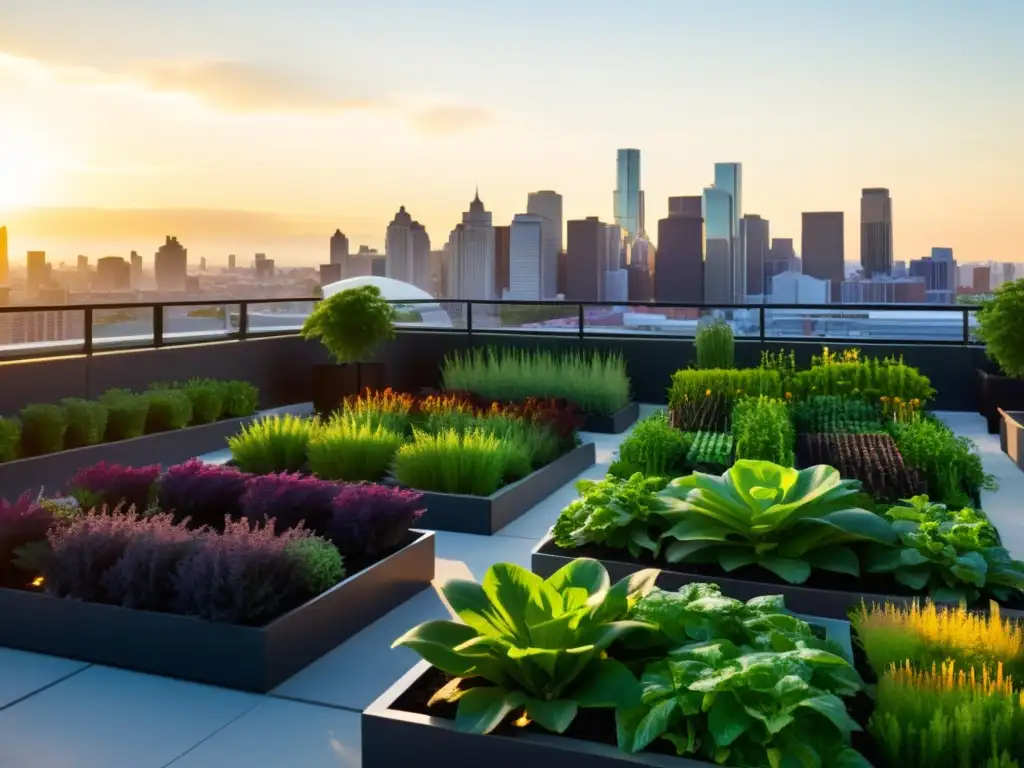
[[301, 285, 396, 414], [976, 278, 1024, 435]]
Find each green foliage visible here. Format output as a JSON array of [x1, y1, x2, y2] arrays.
[[218, 380, 259, 417], [393, 559, 658, 735], [659, 460, 897, 584], [977, 278, 1024, 377], [60, 399, 108, 449], [306, 413, 404, 482], [285, 537, 346, 594], [0, 417, 20, 462], [685, 431, 733, 473], [473, 412, 555, 474], [98, 389, 150, 442], [695, 319, 735, 370], [608, 411, 690, 480], [863, 496, 1024, 605], [19, 403, 66, 456], [792, 395, 883, 434], [181, 379, 225, 425], [732, 396, 795, 465], [144, 389, 194, 433], [668, 368, 783, 407], [890, 417, 995, 507], [228, 414, 318, 474], [392, 429, 511, 496], [790, 350, 935, 405], [551, 473, 672, 558], [301, 285, 396, 364], [441, 347, 631, 416]]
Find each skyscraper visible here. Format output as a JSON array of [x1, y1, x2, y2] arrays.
[[77, 254, 89, 272], [410, 221, 432, 294], [507, 214, 545, 300], [96, 257, 131, 291], [604, 224, 629, 302], [448, 191, 495, 300], [330, 229, 349, 269], [861, 188, 893, 277], [657, 199, 704, 304], [802, 212, 845, 300], [566, 217, 608, 303], [493, 225, 510, 298], [0, 226, 7, 285], [227, 253, 236, 271], [130, 251, 143, 286], [154, 236, 187, 292], [613, 150, 644, 241], [527, 191, 562, 299], [702, 187, 733, 304], [713, 162, 744, 301], [742, 214, 769, 300], [385, 206, 415, 284], [27, 251, 48, 296]]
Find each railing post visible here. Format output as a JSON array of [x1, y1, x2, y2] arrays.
[[83, 307, 93, 356], [153, 304, 164, 348], [758, 306, 766, 344], [962, 308, 970, 346], [466, 302, 473, 335], [578, 304, 585, 341], [239, 301, 249, 340]]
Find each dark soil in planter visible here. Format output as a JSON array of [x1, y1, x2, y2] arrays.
[[538, 539, 1024, 612]]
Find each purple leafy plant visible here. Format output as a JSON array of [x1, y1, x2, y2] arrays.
[[240, 472, 343, 534], [66, 462, 161, 513], [157, 460, 251, 530], [0, 493, 55, 585], [171, 516, 312, 626], [325, 483, 424, 559]]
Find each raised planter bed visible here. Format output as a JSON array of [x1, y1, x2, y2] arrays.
[[977, 368, 1024, 434], [0, 529, 435, 692], [999, 408, 1024, 472], [581, 403, 640, 434], [531, 535, 1024, 622], [0, 403, 313, 501], [414, 442, 597, 535]]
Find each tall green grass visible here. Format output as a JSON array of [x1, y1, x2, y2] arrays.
[[392, 429, 511, 496], [228, 414, 319, 474], [306, 413, 404, 482], [695, 319, 735, 369]]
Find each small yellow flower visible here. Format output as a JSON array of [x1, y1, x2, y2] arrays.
[[785, 392, 792, 399], [705, 389, 712, 396]]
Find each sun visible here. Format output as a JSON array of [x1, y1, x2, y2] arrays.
[[0, 125, 52, 209]]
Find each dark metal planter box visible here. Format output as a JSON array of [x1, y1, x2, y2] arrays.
[[0, 403, 313, 501], [0, 529, 435, 692], [582, 403, 640, 434], [414, 442, 597, 535], [1000, 408, 1024, 472], [531, 535, 1024, 622], [977, 369, 1024, 434]]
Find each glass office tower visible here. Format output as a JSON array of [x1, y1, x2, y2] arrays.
[[713, 162, 744, 301], [614, 149, 643, 241], [702, 186, 733, 304]]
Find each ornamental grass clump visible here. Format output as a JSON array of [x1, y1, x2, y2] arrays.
[[342, 388, 413, 434], [392, 428, 508, 496], [694, 318, 735, 369], [441, 347, 630, 416], [60, 398, 108, 449], [306, 413, 404, 482], [18, 403, 66, 456], [228, 413, 318, 474]]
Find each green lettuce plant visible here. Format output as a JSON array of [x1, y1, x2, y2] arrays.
[[657, 460, 898, 584], [863, 495, 1024, 604], [393, 559, 658, 735]]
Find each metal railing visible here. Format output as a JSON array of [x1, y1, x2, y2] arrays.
[[0, 297, 984, 361]]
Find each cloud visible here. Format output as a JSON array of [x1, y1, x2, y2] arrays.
[[410, 105, 492, 135]]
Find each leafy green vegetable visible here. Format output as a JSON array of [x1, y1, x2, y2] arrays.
[[863, 495, 1024, 604], [658, 460, 897, 584], [686, 431, 733, 473], [393, 559, 659, 735], [551, 473, 670, 557]]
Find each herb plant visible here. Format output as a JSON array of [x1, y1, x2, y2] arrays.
[[792, 395, 883, 434], [60, 399, 108, 449], [732, 396, 795, 465], [608, 410, 690, 479], [659, 460, 897, 584], [695, 319, 735, 369], [394, 559, 658, 735], [790, 350, 935, 405], [301, 284, 396, 364], [228, 414, 318, 474], [976, 278, 1024, 377], [18, 404, 66, 456], [890, 417, 995, 508]]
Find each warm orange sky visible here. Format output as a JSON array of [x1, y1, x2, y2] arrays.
[[0, 0, 1021, 266]]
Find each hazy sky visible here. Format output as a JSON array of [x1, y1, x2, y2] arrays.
[[0, 0, 1020, 265]]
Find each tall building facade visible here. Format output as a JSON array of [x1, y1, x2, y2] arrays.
[[656, 197, 704, 304], [411, 221, 432, 295], [702, 187, 733, 304], [385, 206, 415, 284], [507, 214, 545, 300], [566, 217, 607, 303], [330, 230, 349, 272], [130, 251, 143, 287], [742, 214, 769, 300], [861, 188, 893, 277], [0, 226, 8, 285], [613, 150, 644, 241], [802, 212, 844, 300], [493, 225, 510, 298], [27, 250, 48, 295], [96, 257, 131, 291], [713, 162, 744, 302], [154, 237, 187, 292], [447, 192, 495, 300], [604, 224, 629, 302], [526, 190, 562, 299]]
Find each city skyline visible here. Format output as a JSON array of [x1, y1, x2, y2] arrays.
[[0, 0, 1020, 265]]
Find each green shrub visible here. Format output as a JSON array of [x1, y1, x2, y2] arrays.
[[441, 347, 630, 415], [694, 319, 734, 369], [0, 417, 20, 462], [99, 389, 150, 442], [60, 399, 108, 449], [19, 404, 67, 456], [392, 429, 508, 496], [792, 395, 883, 434], [181, 379, 224, 425], [977, 278, 1024, 377], [609, 411, 690, 479], [890, 417, 995, 507], [228, 414, 318, 474], [668, 368, 782, 407], [144, 389, 194, 433], [732, 396, 795, 465], [218, 380, 259, 418], [307, 414, 404, 482], [301, 284, 396, 364], [285, 537, 345, 594]]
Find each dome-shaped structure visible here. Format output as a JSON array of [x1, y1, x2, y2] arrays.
[[321, 275, 452, 328]]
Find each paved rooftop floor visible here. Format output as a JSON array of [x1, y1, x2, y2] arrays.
[[0, 409, 1017, 767]]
